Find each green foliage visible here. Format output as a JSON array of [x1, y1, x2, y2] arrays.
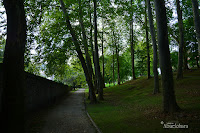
[[170, 51, 179, 71], [0, 38, 5, 63]]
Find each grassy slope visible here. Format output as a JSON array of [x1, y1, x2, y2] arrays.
[[85, 69, 200, 133]]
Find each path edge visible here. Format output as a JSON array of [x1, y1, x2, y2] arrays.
[[84, 90, 102, 133]]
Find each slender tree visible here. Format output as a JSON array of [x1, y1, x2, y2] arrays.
[[154, 0, 180, 113], [101, 18, 106, 88], [191, 0, 200, 59], [2, 0, 26, 132], [112, 45, 115, 85], [115, 35, 120, 85], [93, 0, 104, 100], [130, 0, 136, 80], [59, 0, 97, 103], [101, 31, 106, 88], [176, 0, 184, 79], [145, 2, 151, 79], [146, 0, 159, 94], [89, 0, 98, 95], [78, 0, 95, 94]]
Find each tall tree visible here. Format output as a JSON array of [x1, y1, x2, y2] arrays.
[[191, 0, 200, 59], [154, 0, 180, 112], [2, 0, 26, 132], [130, 0, 136, 80], [101, 30, 106, 88], [59, 0, 97, 103], [146, 0, 159, 94], [78, 0, 95, 91], [93, 0, 104, 100], [112, 45, 115, 85], [176, 0, 184, 79], [145, 2, 151, 79], [115, 34, 120, 85]]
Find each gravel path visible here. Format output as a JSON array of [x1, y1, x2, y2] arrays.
[[40, 88, 97, 133]]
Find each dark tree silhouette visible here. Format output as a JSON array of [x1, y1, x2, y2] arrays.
[[176, 0, 184, 79], [2, 0, 26, 132], [154, 0, 180, 113], [130, 0, 136, 80]]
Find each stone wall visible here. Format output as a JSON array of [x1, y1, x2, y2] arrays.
[[0, 63, 69, 112]]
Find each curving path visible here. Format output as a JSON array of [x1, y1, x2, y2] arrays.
[[40, 88, 97, 133]]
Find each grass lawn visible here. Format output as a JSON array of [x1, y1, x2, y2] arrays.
[[85, 69, 200, 133]]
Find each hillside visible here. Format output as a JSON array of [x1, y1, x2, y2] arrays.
[[86, 69, 200, 133]]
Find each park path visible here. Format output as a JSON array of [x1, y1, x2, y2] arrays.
[[40, 88, 97, 133]]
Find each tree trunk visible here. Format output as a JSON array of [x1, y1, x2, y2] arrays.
[[102, 30, 105, 88], [93, 0, 104, 100], [145, 3, 151, 79], [146, 0, 159, 94], [89, 0, 97, 94], [116, 40, 120, 85], [78, 0, 95, 97], [2, 0, 26, 132], [113, 48, 115, 85], [130, 0, 136, 80], [59, 0, 97, 103], [154, 0, 180, 113], [191, 0, 200, 60], [176, 0, 184, 79]]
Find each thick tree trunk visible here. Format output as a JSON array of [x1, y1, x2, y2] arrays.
[[176, 0, 184, 79], [59, 0, 97, 103], [146, 0, 159, 94], [2, 0, 26, 132], [130, 0, 136, 80], [154, 0, 180, 113], [192, 0, 200, 59], [93, 0, 104, 100], [145, 4, 151, 79]]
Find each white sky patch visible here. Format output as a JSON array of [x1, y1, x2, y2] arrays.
[[0, 5, 6, 39]]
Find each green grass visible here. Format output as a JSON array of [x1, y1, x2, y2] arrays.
[[86, 69, 200, 133]]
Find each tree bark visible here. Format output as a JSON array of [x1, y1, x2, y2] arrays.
[[112, 47, 115, 85], [2, 0, 26, 132], [102, 32, 106, 88], [191, 0, 200, 59], [154, 0, 180, 113], [93, 0, 104, 100], [115, 38, 120, 85], [59, 0, 97, 103], [145, 3, 151, 79], [89, 0, 97, 95], [146, 0, 159, 94], [78, 0, 95, 95], [130, 0, 136, 80], [102, 23, 105, 88], [176, 0, 184, 79]]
